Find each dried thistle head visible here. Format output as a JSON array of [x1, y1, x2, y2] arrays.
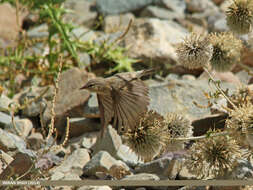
[[175, 33, 213, 69], [226, 101, 253, 147], [229, 86, 253, 108], [122, 110, 168, 162], [209, 32, 243, 72], [162, 113, 192, 152], [185, 133, 242, 179], [226, 0, 253, 34]]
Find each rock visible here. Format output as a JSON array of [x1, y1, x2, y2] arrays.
[[6, 118, 33, 138], [0, 94, 12, 112], [140, 6, 183, 20], [64, 0, 97, 27], [71, 27, 97, 42], [0, 153, 33, 180], [236, 70, 252, 85], [18, 85, 54, 117], [213, 17, 229, 32], [51, 172, 81, 180], [0, 112, 13, 128], [122, 173, 160, 180], [103, 13, 135, 33], [82, 93, 100, 118], [83, 151, 129, 177], [0, 150, 13, 174], [67, 118, 101, 138], [42, 68, 92, 137], [26, 132, 44, 150], [134, 157, 182, 179], [157, 0, 186, 15], [36, 152, 63, 171], [27, 24, 49, 39], [81, 132, 98, 149], [77, 186, 112, 190], [95, 0, 155, 15], [92, 125, 122, 158], [116, 144, 141, 166], [50, 149, 90, 179], [178, 164, 198, 180], [223, 159, 253, 179], [0, 3, 27, 48], [148, 76, 236, 121], [192, 114, 227, 136], [0, 128, 35, 157], [185, 0, 218, 13], [121, 18, 188, 72], [79, 52, 91, 69], [199, 71, 242, 86]]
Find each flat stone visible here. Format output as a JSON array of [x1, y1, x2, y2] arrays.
[[51, 148, 90, 177], [6, 118, 33, 138], [0, 128, 35, 157], [83, 151, 129, 177], [0, 112, 13, 128], [122, 173, 160, 180], [92, 125, 122, 158], [96, 0, 155, 15]]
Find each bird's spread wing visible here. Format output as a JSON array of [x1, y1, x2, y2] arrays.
[[97, 94, 113, 137], [111, 80, 150, 134]]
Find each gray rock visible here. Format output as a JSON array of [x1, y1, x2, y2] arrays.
[[6, 118, 33, 138], [148, 77, 236, 121], [81, 132, 98, 149], [0, 94, 12, 112], [27, 24, 49, 38], [121, 18, 188, 70], [77, 186, 112, 190], [79, 52, 91, 69], [103, 13, 135, 33], [50, 148, 90, 179], [82, 93, 100, 118], [83, 151, 129, 177], [64, 0, 97, 27], [92, 125, 122, 158], [213, 17, 229, 32], [236, 70, 252, 84], [186, 0, 218, 13], [122, 173, 160, 180], [116, 144, 141, 166], [224, 159, 253, 179], [19, 85, 53, 117], [96, 0, 155, 15], [157, 0, 186, 15], [134, 157, 182, 179], [0, 128, 35, 157], [0, 112, 13, 128], [140, 6, 183, 20], [0, 150, 13, 165], [51, 172, 81, 180], [71, 27, 97, 42]]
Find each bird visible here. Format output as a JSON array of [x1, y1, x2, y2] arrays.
[[80, 69, 154, 138]]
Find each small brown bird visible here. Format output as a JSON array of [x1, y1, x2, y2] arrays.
[[80, 69, 153, 137]]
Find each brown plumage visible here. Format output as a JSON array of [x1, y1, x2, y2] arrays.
[[80, 69, 153, 138]]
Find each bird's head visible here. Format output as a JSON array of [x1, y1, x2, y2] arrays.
[[80, 78, 110, 93]]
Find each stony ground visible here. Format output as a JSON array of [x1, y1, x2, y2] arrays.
[[1, 0, 253, 190]]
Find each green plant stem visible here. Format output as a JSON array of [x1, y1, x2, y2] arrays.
[[46, 5, 79, 64]]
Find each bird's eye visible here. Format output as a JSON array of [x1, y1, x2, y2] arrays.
[[87, 84, 94, 88]]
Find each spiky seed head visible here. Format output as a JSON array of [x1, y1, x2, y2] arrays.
[[209, 32, 243, 72], [122, 110, 168, 162], [185, 133, 242, 179], [175, 33, 213, 70], [229, 86, 253, 108], [226, 101, 253, 147], [162, 113, 192, 152], [226, 0, 253, 35]]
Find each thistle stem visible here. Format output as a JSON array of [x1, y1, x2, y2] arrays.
[[171, 131, 230, 141], [203, 67, 237, 109]]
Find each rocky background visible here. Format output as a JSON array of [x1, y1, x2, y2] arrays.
[[1, 0, 253, 190]]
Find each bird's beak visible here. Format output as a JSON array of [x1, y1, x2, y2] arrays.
[[80, 84, 87, 90]]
